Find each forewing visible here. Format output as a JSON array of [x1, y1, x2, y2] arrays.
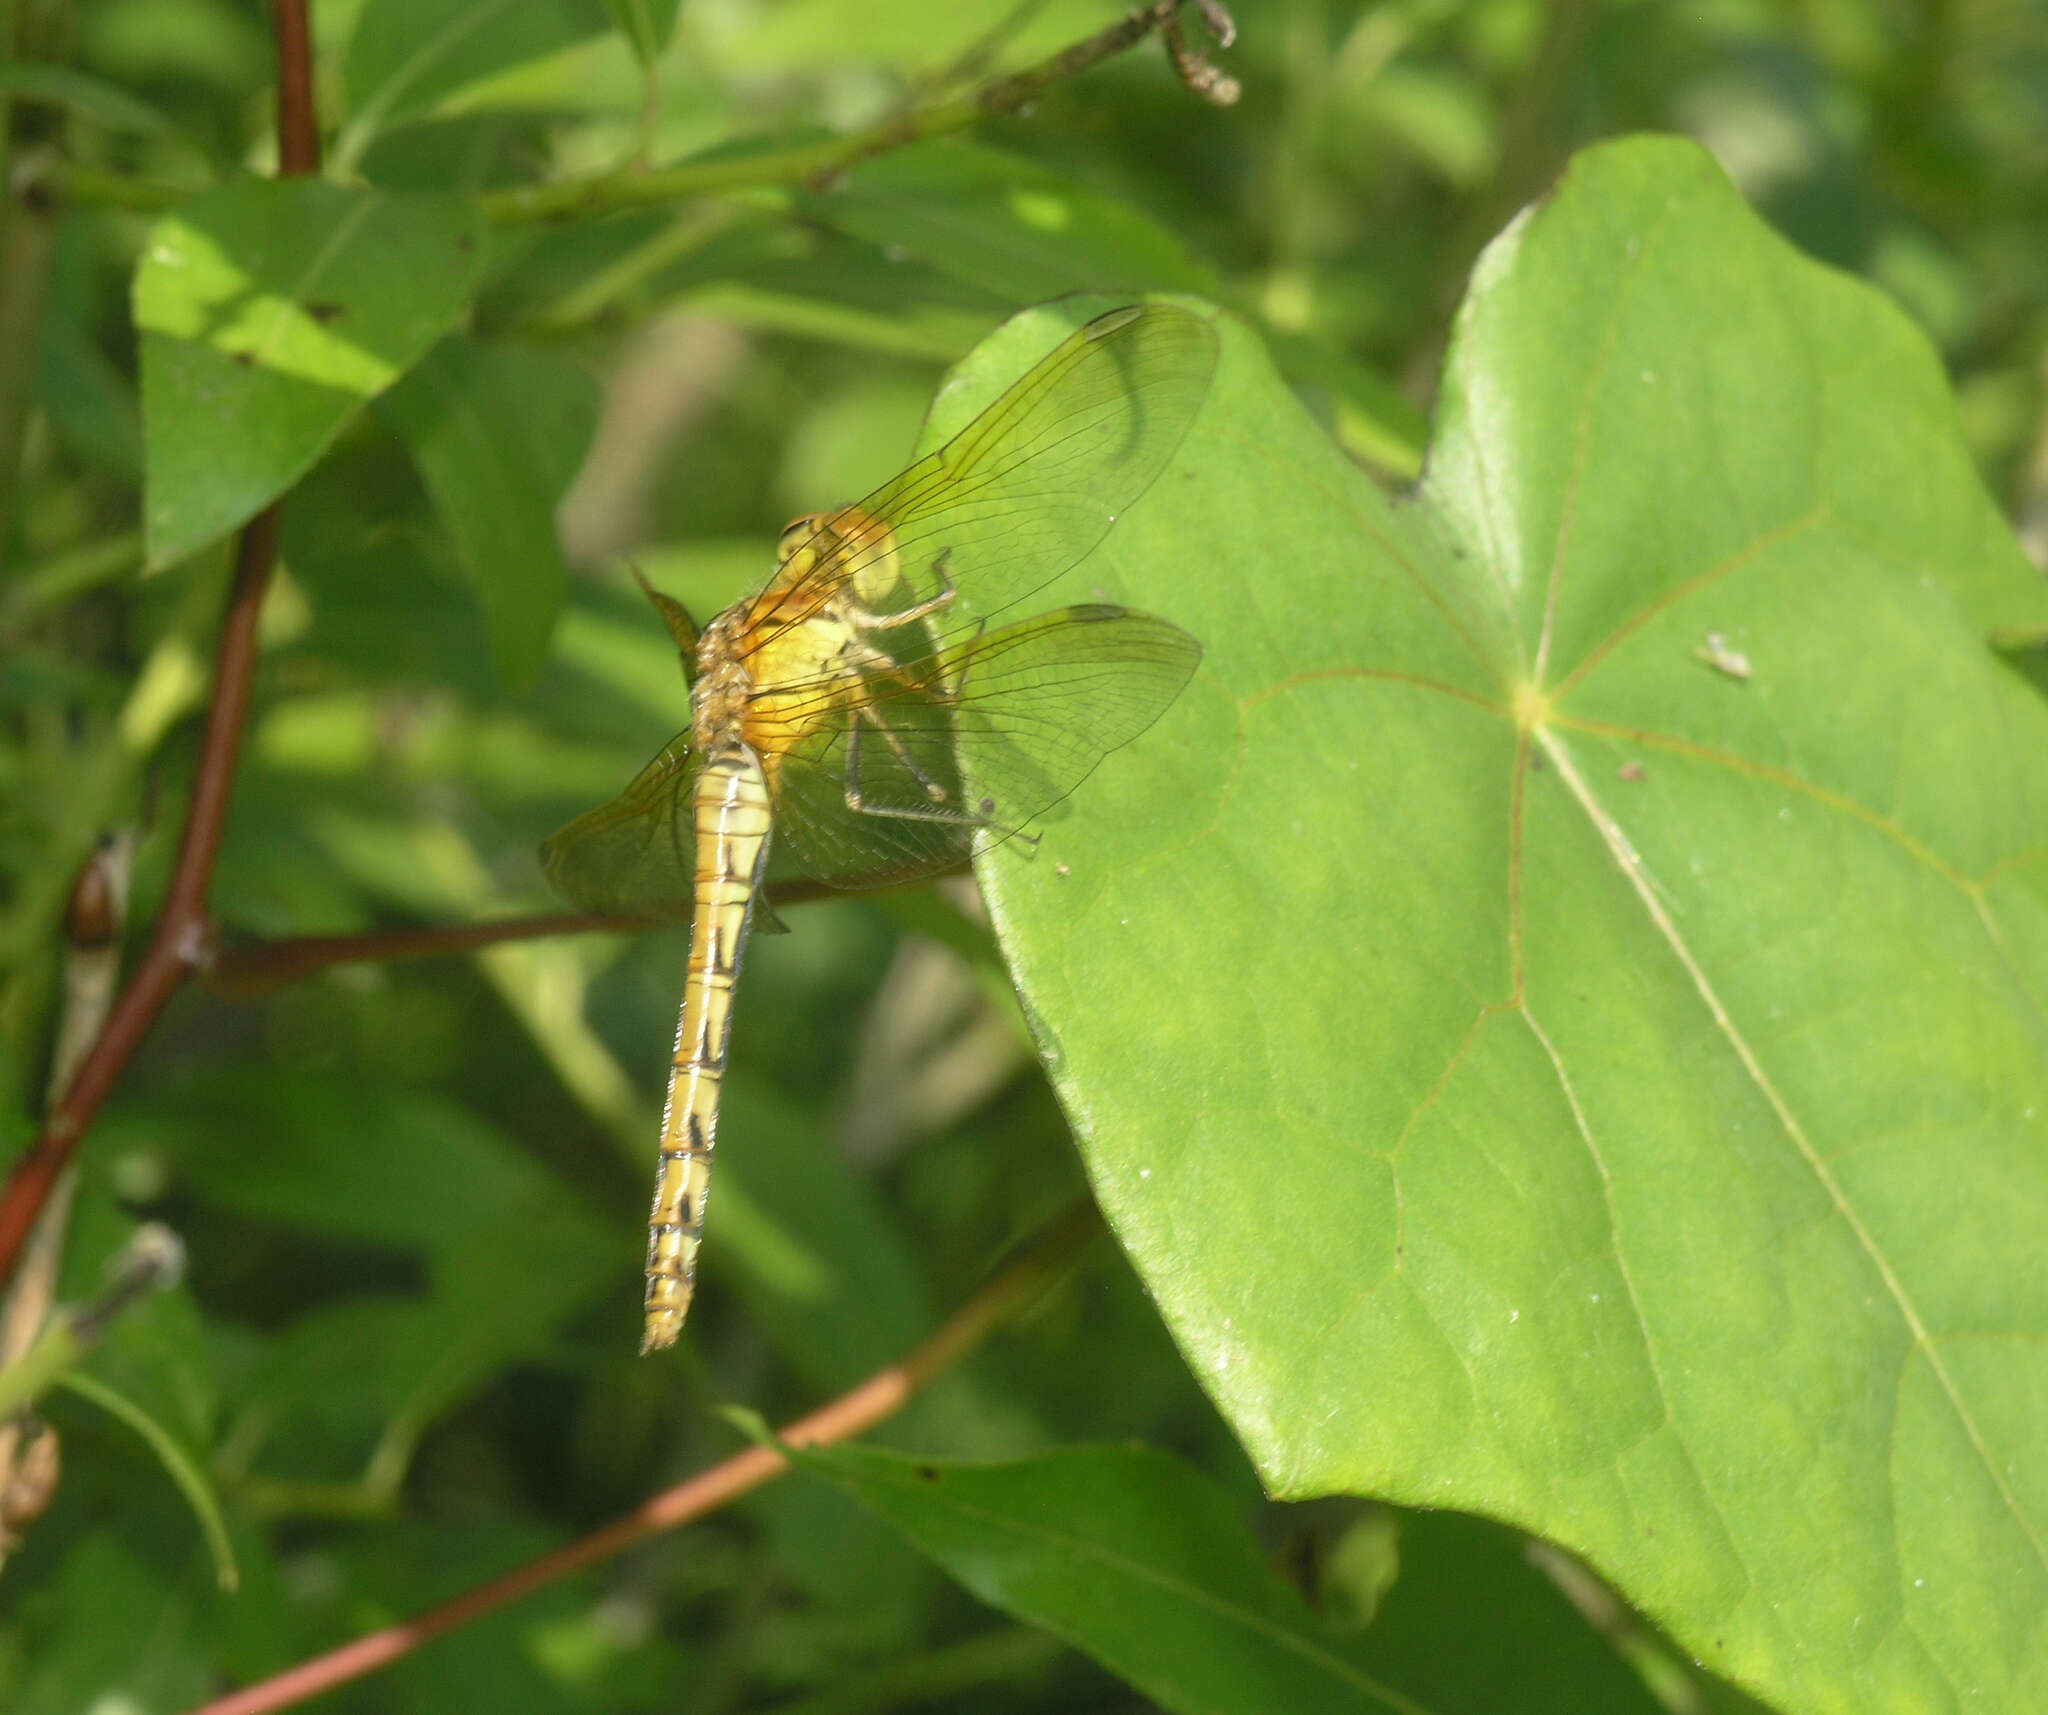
[[744, 304, 1216, 655], [539, 735, 697, 920], [769, 606, 1201, 889]]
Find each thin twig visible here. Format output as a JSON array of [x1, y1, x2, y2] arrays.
[[900, 0, 1058, 108], [0, 0, 321, 1295], [205, 911, 653, 998], [35, 0, 1238, 227], [270, 0, 318, 177], [24, 158, 191, 214], [0, 1223, 185, 1420], [480, 0, 1236, 225], [201, 871, 909, 997], [0, 516, 269, 1279], [184, 1201, 1103, 1715]]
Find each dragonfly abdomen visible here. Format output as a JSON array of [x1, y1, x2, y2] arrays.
[[642, 740, 773, 1353]]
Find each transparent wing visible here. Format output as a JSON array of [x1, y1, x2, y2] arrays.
[[539, 734, 698, 921], [769, 605, 1201, 889], [738, 304, 1215, 657]]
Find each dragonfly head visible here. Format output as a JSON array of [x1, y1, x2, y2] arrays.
[[768, 509, 905, 614]]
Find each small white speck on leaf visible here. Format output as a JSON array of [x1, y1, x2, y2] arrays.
[[1695, 632, 1751, 679]]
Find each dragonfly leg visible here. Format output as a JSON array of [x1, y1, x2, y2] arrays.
[[846, 706, 952, 807], [843, 709, 1037, 846], [858, 550, 957, 630]]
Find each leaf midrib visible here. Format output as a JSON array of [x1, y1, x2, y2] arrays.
[[1535, 723, 2048, 1586], [852, 1465, 1437, 1715]]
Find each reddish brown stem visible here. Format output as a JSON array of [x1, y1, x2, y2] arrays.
[[206, 911, 648, 997], [0, 0, 319, 1289], [271, 0, 319, 176], [202, 875, 864, 997], [185, 1204, 1100, 1715]]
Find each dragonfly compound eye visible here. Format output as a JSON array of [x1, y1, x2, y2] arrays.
[[776, 516, 821, 567]]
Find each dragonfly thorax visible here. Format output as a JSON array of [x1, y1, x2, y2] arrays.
[[690, 610, 758, 755], [695, 594, 875, 779]]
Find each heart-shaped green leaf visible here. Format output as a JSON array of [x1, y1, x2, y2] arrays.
[[136, 179, 487, 568], [963, 136, 2048, 1714]]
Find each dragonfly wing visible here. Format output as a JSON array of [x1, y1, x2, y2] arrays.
[[767, 605, 1201, 889], [768, 687, 972, 889], [744, 305, 1216, 652], [539, 734, 699, 921], [947, 604, 1203, 827]]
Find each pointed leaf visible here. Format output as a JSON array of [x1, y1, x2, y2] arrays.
[[342, 0, 613, 147], [601, 0, 681, 67], [380, 336, 598, 687], [804, 1444, 1668, 1714], [136, 179, 487, 567], [799, 143, 1219, 305]]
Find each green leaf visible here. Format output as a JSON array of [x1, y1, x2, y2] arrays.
[[711, 1077, 932, 1392], [380, 336, 598, 688], [601, 0, 680, 68], [799, 142, 1220, 306], [37, 315, 145, 480], [0, 62, 188, 138], [1354, 1510, 1720, 1713], [100, 1070, 622, 1471], [6, 1536, 211, 1714], [802, 1443, 1401, 1714], [277, 457, 499, 699], [103, 1068, 598, 1257], [965, 138, 2048, 1713], [804, 1444, 1668, 1714], [135, 179, 488, 569], [341, 0, 613, 157]]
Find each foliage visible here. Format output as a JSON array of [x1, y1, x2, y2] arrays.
[[2, 2, 2046, 1714]]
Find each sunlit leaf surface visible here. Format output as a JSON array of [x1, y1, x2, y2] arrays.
[[135, 179, 486, 567]]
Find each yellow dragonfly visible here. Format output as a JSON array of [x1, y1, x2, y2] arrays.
[[542, 303, 1216, 1352]]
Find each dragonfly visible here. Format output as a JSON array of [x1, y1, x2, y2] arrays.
[[541, 303, 1216, 1353]]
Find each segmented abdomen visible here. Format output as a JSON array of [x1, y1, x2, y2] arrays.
[[641, 740, 772, 1353]]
